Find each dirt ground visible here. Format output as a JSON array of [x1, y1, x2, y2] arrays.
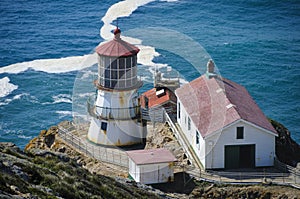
[[145, 122, 191, 171]]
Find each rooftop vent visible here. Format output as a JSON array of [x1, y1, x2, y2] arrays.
[[226, 103, 236, 109], [216, 88, 224, 93], [156, 89, 165, 97]]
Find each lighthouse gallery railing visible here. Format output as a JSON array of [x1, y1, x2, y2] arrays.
[[87, 97, 141, 120]]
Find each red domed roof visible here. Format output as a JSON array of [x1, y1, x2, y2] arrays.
[[96, 27, 140, 57]]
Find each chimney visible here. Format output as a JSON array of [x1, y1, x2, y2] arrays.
[[206, 59, 217, 79], [207, 59, 215, 73]]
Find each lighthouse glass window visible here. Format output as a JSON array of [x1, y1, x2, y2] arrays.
[[111, 59, 118, 69], [111, 69, 118, 79], [119, 58, 125, 69], [126, 57, 132, 68]]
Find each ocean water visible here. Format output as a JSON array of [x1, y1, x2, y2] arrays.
[[0, 0, 299, 148]]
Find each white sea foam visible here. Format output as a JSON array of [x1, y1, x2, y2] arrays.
[[17, 135, 33, 139], [100, 0, 171, 69], [78, 92, 94, 98], [56, 110, 73, 119], [0, 54, 97, 74], [0, 93, 39, 106], [99, 0, 190, 88], [100, 0, 155, 40], [0, 0, 184, 87], [80, 69, 97, 80], [0, 77, 18, 98], [0, 93, 25, 106], [52, 94, 72, 104]]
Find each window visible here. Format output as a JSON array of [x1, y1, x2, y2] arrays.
[[178, 102, 181, 119], [236, 127, 244, 139], [111, 59, 118, 69], [196, 131, 199, 145], [104, 69, 110, 78], [111, 69, 118, 79], [101, 122, 107, 131], [119, 58, 125, 69], [104, 79, 110, 88], [126, 57, 132, 68], [119, 70, 125, 79], [144, 96, 149, 109], [188, 117, 191, 130], [132, 56, 137, 66], [104, 57, 110, 69]]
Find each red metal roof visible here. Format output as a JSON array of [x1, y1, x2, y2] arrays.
[[175, 75, 277, 138], [127, 148, 177, 165], [140, 88, 177, 108], [96, 27, 140, 57]]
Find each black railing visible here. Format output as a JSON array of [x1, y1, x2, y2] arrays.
[[58, 126, 128, 168]]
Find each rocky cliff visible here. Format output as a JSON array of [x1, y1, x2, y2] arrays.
[[270, 119, 300, 167], [1, 120, 300, 198], [0, 142, 162, 198]]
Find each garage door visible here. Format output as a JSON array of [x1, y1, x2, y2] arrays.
[[225, 145, 255, 169]]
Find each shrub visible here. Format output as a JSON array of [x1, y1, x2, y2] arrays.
[[2, 173, 29, 193], [41, 174, 58, 186]]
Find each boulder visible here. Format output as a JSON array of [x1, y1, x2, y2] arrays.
[[25, 126, 58, 151]]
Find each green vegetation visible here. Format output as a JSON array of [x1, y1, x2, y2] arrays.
[[2, 117, 300, 199], [0, 143, 161, 199]]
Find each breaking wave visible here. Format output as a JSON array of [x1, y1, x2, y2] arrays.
[[0, 77, 18, 98], [0, 93, 39, 106], [56, 110, 73, 119], [52, 94, 72, 104]]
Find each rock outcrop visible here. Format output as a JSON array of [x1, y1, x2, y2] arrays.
[[1, 141, 299, 199], [0, 142, 162, 199], [270, 119, 300, 167], [146, 123, 189, 169], [1, 121, 300, 198], [25, 126, 58, 151]]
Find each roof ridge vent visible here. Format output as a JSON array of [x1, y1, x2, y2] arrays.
[[216, 88, 224, 93], [226, 103, 236, 109]]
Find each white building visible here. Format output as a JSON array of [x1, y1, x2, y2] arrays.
[[87, 27, 146, 146], [175, 60, 278, 170], [127, 148, 177, 184]]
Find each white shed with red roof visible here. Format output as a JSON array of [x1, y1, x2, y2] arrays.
[[127, 148, 177, 184], [175, 60, 277, 170]]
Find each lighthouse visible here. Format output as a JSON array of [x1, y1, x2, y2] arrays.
[[87, 27, 146, 146]]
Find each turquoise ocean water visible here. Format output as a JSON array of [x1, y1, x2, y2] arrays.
[[0, 0, 299, 148]]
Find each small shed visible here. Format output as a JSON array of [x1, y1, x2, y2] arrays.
[[127, 148, 177, 184]]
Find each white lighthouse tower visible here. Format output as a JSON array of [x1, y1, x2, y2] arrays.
[[87, 27, 146, 146]]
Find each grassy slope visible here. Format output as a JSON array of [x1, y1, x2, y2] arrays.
[[0, 143, 162, 199]]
